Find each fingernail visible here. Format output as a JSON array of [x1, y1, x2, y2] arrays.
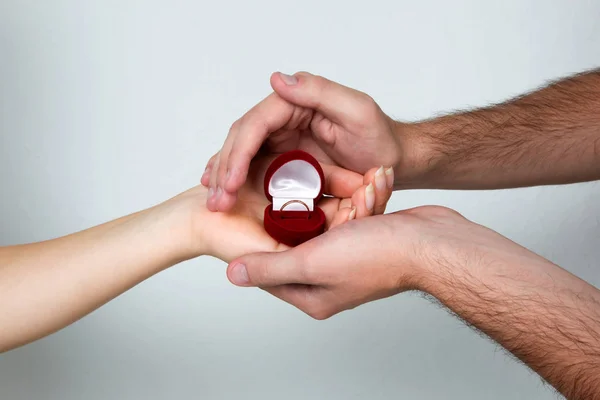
[[216, 186, 223, 200], [375, 166, 386, 191], [348, 207, 357, 221], [208, 187, 215, 200], [385, 167, 394, 189], [365, 183, 375, 211], [280, 73, 298, 85], [231, 263, 249, 285]]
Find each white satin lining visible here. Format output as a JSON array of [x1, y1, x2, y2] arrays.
[[269, 160, 320, 211]]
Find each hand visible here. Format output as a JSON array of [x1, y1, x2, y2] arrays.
[[170, 156, 394, 263], [224, 205, 523, 319], [201, 72, 421, 212], [0, 153, 391, 353], [225, 195, 600, 400]]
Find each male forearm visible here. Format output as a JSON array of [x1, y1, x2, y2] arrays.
[[400, 68, 600, 189], [421, 244, 600, 399], [0, 204, 187, 352]]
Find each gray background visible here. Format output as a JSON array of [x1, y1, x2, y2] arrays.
[[1, 0, 599, 399]]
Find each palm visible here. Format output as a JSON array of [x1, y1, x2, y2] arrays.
[[263, 128, 335, 167], [202, 156, 357, 263]]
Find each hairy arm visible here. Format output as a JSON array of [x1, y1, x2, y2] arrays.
[[401, 68, 600, 189], [424, 240, 600, 399], [227, 208, 600, 399]]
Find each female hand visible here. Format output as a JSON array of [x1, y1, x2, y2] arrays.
[[0, 154, 392, 352]]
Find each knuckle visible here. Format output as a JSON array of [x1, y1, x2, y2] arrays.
[[312, 73, 326, 86], [302, 292, 334, 321], [358, 94, 380, 121], [208, 152, 219, 166], [423, 205, 462, 218], [361, 92, 376, 105], [227, 146, 248, 161], [234, 109, 268, 136], [245, 114, 268, 133], [405, 205, 464, 219], [229, 119, 241, 132], [226, 148, 250, 172], [307, 306, 333, 321], [314, 75, 330, 94], [253, 262, 273, 286]]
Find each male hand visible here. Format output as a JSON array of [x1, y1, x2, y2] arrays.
[[201, 72, 420, 212], [224, 206, 482, 319], [225, 204, 546, 319]]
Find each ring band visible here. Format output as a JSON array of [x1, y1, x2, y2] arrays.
[[280, 200, 310, 219]]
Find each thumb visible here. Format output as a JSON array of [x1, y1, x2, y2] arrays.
[[270, 72, 371, 124], [227, 249, 305, 288]]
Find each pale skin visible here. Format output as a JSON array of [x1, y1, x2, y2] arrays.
[[210, 69, 600, 399], [0, 156, 394, 353]]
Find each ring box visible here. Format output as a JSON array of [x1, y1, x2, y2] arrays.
[[263, 150, 326, 246]]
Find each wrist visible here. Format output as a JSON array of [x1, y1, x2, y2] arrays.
[[384, 207, 475, 295], [150, 185, 211, 264], [378, 211, 441, 294], [402, 208, 545, 298], [390, 120, 441, 190]]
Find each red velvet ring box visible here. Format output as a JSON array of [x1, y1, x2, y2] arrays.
[[263, 150, 326, 247]]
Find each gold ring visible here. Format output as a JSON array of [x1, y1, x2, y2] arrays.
[[280, 200, 310, 219]]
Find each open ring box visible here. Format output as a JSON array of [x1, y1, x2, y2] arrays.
[[263, 150, 326, 247]]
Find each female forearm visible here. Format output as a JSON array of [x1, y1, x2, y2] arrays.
[[0, 202, 191, 353], [401, 68, 600, 189], [422, 243, 600, 399]]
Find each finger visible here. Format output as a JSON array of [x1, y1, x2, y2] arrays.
[[368, 166, 393, 215], [270, 71, 371, 126], [351, 183, 374, 218], [214, 124, 239, 212], [216, 190, 237, 212], [321, 164, 363, 198], [231, 227, 353, 289], [227, 249, 305, 287], [201, 153, 218, 187], [339, 198, 353, 210], [328, 206, 356, 230], [349, 166, 393, 218], [385, 166, 395, 191], [223, 93, 301, 194], [317, 197, 344, 228], [206, 155, 221, 211]]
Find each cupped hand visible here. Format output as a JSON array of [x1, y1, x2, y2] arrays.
[[172, 156, 394, 263], [225, 205, 526, 320], [201, 72, 412, 212]]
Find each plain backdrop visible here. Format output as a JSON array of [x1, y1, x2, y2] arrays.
[[1, 1, 599, 399]]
